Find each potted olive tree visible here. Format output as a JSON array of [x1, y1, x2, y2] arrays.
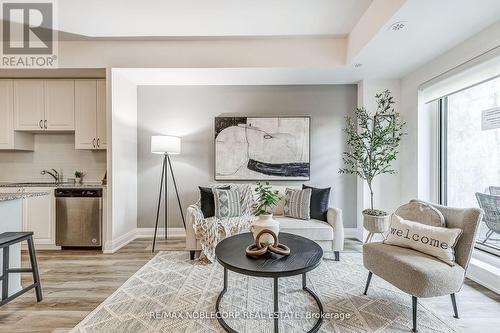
[[250, 181, 282, 244], [339, 90, 405, 241]]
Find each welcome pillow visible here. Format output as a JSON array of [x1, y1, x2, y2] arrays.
[[384, 214, 462, 266]]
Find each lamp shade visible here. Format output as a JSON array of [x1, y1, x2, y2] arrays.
[[151, 135, 181, 154]]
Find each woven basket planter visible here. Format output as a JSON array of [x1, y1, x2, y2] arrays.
[[363, 213, 391, 233]]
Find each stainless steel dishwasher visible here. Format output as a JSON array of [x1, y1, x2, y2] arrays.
[[55, 188, 102, 247]]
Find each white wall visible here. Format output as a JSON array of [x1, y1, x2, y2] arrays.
[[137, 85, 358, 229], [400, 21, 500, 202], [0, 134, 106, 183], [108, 70, 138, 251]]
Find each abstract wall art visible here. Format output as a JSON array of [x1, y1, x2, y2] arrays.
[[215, 116, 310, 180]]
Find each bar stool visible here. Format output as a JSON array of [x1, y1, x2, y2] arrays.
[[0, 232, 42, 306]]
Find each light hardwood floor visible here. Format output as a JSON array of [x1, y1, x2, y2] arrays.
[[0, 238, 498, 333]]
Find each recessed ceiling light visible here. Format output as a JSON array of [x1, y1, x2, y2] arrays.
[[354, 63, 363, 68], [389, 21, 407, 32]]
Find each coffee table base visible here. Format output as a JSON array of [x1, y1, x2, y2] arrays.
[[215, 268, 324, 333]]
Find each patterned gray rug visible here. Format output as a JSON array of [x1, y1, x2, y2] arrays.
[[71, 251, 459, 333]]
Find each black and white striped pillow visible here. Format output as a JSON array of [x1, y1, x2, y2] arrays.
[[284, 188, 312, 220], [214, 188, 241, 218]]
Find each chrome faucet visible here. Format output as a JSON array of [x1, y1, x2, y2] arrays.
[[40, 169, 60, 183]]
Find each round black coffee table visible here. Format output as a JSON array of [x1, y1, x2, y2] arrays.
[[215, 232, 324, 333]]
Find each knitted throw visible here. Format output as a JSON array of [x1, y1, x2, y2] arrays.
[[191, 184, 257, 262]]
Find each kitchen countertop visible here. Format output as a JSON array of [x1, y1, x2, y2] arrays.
[[0, 182, 106, 188], [0, 192, 50, 202]]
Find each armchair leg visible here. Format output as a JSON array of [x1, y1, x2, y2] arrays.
[[334, 251, 340, 261], [412, 296, 418, 332], [363, 271, 372, 295], [189, 251, 195, 260], [450, 293, 459, 319]]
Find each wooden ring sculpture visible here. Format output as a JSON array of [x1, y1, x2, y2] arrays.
[[245, 229, 291, 257]]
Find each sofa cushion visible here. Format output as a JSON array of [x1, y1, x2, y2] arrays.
[[214, 188, 241, 218], [395, 201, 445, 227], [284, 188, 312, 220], [363, 242, 465, 298], [199, 186, 230, 218], [275, 216, 333, 241], [303, 185, 330, 222]]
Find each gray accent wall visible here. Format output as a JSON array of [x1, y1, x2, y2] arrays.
[[137, 85, 357, 228]]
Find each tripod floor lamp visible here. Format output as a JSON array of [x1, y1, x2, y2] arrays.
[[151, 135, 186, 252]]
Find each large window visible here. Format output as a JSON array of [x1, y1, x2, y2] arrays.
[[439, 76, 500, 256]]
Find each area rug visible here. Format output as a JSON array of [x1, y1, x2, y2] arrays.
[[70, 251, 459, 333]]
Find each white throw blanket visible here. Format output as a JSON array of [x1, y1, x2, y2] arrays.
[[191, 184, 257, 262]]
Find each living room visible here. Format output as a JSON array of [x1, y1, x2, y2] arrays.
[[0, 1, 500, 332]]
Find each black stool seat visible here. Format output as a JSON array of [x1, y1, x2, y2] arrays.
[[0, 232, 34, 247], [0, 231, 42, 306]]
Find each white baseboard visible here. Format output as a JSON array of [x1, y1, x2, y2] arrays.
[[103, 228, 137, 254], [467, 252, 500, 295], [136, 227, 186, 238], [344, 227, 363, 241], [103, 227, 186, 254]]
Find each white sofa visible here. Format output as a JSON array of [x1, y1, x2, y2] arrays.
[[186, 184, 344, 260]]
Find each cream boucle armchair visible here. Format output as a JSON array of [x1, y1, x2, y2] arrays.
[[363, 200, 483, 332]]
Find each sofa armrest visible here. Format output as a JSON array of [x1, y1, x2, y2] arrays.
[[186, 204, 204, 250], [327, 207, 344, 251]]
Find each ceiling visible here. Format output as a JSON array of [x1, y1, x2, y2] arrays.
[[57, 0, 373, 37], [3, 0, 500, 82]]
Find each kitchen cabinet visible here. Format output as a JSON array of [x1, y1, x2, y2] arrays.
[[75, 80, 106, 149], [14, 80, 45, 130], [14, 79, 75, 131], [96, 80, 107, 149], [22, 187, 56, 246], [44, 80, 75, 130], [0, 80, 34, 150], [0, 187, 56, 247]]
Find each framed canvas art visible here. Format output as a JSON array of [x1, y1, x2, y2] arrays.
[[215, 116, 310, 180]]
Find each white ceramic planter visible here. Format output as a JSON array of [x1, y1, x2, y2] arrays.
[[250, 214, 280, 244]]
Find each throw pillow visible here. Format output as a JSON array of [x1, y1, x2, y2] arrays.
[[214, 188, 241, 218], [199, 186, 230, 218], [303, 185, 330, 221], [284, 188, 312, 220], [384, 214, 462, 266], [395, 201, 445, 227]]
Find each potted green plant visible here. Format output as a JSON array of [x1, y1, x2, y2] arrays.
[[74, 171, 86, 184], [339, 90, 406, 240], [251, 181, 282, 244]]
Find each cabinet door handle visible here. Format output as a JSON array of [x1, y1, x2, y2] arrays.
[[44, 120, 47, 129], [93, 138, 96, 148], [97, 138, 100, 147], [39, 120, 43, 128]]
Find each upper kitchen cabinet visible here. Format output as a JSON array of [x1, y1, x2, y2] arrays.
[[44, 80, 75, 131], [14, 79, 75, 131], [75, 79, 106, 150], [96, 80, 107, 149], [14, 80, 45, 130], [0, 80, 34, 150]]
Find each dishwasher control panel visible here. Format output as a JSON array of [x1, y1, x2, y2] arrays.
[[55, 188, 102, 197]]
